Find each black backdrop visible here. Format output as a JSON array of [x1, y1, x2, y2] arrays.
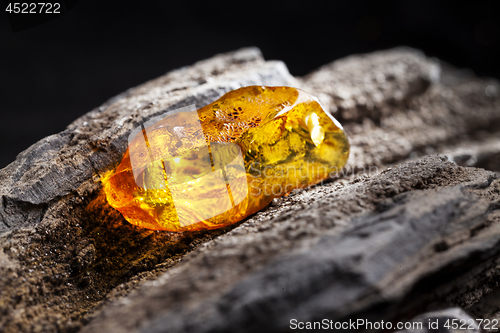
[[1, 0, 499, 168]]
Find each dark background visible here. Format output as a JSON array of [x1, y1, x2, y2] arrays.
[[1, 0, 499, 168]]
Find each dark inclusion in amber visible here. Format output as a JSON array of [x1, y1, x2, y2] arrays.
[[102, 86, 349, 231]]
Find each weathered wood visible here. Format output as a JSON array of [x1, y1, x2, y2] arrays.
[[0, 47, 297, 333], [80, 157, 500, 333], [0, 47, 499, 333], [303, 48, 500, 172]]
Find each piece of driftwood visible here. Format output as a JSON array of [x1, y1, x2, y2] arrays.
[[0, 47, 499, 333]]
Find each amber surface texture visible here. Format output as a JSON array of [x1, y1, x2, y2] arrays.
[[102, 86, 349, 231]]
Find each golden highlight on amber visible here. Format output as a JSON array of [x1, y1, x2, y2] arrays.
[[102, 86, 349, 231]]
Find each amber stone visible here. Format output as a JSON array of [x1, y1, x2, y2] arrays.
[[102, 86, 349, 231]]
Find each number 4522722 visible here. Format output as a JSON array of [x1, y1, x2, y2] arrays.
[[5, 3, 61, 14]]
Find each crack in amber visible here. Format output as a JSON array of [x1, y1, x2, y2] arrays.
[[102, 86, 349, 231]]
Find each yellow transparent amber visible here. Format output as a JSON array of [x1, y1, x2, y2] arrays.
[[102, 86, 349, 231]]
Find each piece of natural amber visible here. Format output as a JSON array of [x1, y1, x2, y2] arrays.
[[102, 86, 349, 231]]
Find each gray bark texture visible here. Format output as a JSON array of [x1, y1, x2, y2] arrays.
[[0, 47, 499, 333]]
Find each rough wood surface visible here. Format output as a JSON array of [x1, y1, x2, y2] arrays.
[[0, 47, 499, 333], [81, 157, 500, 333]]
